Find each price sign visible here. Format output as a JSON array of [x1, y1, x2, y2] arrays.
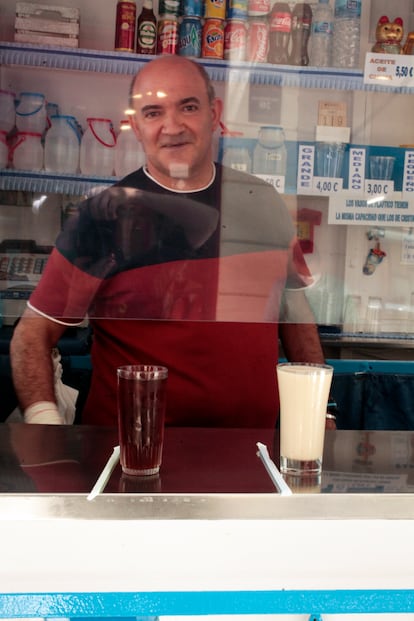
[[364, 180, 394, 196], [312, 176, 343, 194], [364, 52, 414, 87], [254, 174, 285, 193]]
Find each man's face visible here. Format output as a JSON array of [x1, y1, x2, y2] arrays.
[[130, 58, 222, 189]]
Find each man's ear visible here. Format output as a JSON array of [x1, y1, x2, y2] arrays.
[[211, 97, 223, 132], [128, 113, 141, 140]]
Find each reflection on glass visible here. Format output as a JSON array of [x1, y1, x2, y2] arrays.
[[26, 184, 317, 323], [342, 294, 362, 334], [283, 472, 321, 494], [365, 296, 382, 334]]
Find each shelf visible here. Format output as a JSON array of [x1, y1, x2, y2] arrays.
[[0, 169, 115, 195], [2, 41, 414, 93]]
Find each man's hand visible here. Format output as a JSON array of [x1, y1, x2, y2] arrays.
[[325, 414, 337, 430]]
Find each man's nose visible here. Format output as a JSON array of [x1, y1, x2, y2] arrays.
[[162, 110, 184, 133]]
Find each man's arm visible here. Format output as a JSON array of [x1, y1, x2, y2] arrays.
[[279, 289, 336, 430], [10, 307, 68, 423], [279, 288, 325, 362]]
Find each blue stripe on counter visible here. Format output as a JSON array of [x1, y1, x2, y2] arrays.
[[1, 589, 414, 617]]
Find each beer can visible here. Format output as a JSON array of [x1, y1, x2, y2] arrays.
[[179, 16, 202, 57], [246, 17, 269, 62], [247, 0, 270, 16], [159, 0, 180, 16], [204, 0, 226, 20], [201, 18, 225, 58], [224, 19, 247, 61], [181, 0, 204, 17], [157, 15, 180, 54], [226, 0, 248, 19], [114, 1, 137, 52]]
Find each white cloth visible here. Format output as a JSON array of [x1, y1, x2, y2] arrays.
[[9, 348, 78, 425], [51, 348, 78, 424]]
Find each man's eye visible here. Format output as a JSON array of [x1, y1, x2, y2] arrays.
[[183, 104, 198, 112], [143, 110, 160, 119]]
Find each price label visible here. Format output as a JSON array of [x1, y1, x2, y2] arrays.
[[396, 64, 414, 79], [364, 53, 414, 87], [312, 176, 343, 194], [254, 174, 285, 193], [364, 180, 394, 196]]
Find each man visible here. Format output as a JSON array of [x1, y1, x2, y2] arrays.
[[10, 55, 335, 428]]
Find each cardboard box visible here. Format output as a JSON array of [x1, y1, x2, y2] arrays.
[[15, 2, 80, 47]]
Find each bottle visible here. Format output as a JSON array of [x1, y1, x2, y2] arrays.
[[289, 3, 312, 66], [115, 119, 146, 177], [221, 141, 252, 173], [332, 0, 361, 69], [136, 0, 157, 55], [252, 125, 287, 176], [15, 91, 47, 134], [44, 115, 80, 174], [114, 0, 137, 52], [267, 2, 291, 65], [309, 0, 333, 67], [80, 118, 116, 177]]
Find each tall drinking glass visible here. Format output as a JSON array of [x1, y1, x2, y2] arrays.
[[277, 362, 333, 476], [117, 365, 168, 476]]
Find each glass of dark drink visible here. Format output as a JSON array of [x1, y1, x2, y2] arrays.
[[117, 365, 168, 476]]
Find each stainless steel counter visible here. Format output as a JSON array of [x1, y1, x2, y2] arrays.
[[2, 424, 414, 618]]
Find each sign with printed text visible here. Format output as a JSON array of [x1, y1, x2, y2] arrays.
[[312, 176, 343, 194], [328, 195, 414, 226], [248, 84, 282, 125], [254, 173, 285, 193], [403, 150, 414, 196], [364, 52, 414, 87], [401, 232, 414, 265], [296, 144, 314, 194]]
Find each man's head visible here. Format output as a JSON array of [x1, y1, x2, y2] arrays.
[[129, 55, 223, 190]]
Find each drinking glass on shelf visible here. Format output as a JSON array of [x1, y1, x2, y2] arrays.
[[369, 155, 395, 181], [407, 292, 414, 336], [342, 294, 362, 334], [365, 296, 383, 334]]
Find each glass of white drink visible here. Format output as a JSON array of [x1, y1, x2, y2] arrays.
[[277, 362, 333, 476]]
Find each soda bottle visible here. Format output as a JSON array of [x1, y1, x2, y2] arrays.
[[288, 3, 312, 66], [136, 0, 157, 54], [267, 2, 291, 65]]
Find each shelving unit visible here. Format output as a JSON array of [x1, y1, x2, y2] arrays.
[[1, 42, 413, 196]]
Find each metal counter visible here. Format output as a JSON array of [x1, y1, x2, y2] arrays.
[[1, 424, 414, 618]]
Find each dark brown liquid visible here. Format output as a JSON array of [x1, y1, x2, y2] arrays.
[[118, 376, 167, 475]]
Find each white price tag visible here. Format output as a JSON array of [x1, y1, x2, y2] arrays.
[[364, 53, 414, 87], [254, 174, 285, 193], [312, 176, 343, 194], [364, 180, 394, 196]]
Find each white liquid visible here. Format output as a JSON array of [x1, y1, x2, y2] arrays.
[[277, 363, 333, 461]]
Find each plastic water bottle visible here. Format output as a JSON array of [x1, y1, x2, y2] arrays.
[[80, 117, 116, 177], [10, 132, 44, 171], [221, 141, 252, 172], [252, 126, 287, 176], [0, 130, 9, 168], [309, 0, 333, 67], [15, 92, 47, 134], [44, 115, 80, 174], [0, 89, 16, 133], [115, 119, 146, 177], [332, 0, 361, 69]]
